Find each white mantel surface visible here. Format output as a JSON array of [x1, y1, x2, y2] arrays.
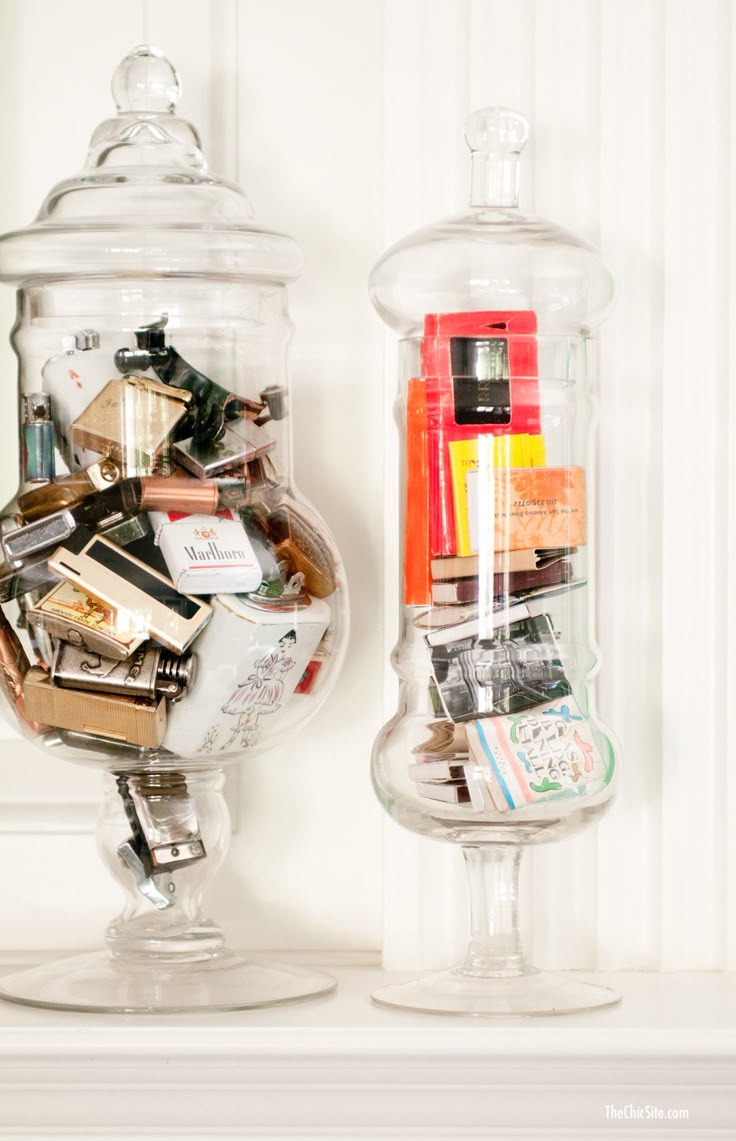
[[0, 963, 733, 1139]]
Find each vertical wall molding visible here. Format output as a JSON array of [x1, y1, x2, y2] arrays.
[[727, 0, 736, 973], [659, 0, 731, 970], [596, 0, 666, 971]]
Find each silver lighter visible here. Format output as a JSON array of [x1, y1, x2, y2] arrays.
[[1, 481, 140, 567], [116, 771, 206, 884], [0, 516, 96, 604], [101, 513, 151, 548], [17, 588, 56, 670], [52, 641, 196, 702], [173, 421, 275, 479], [1, 509, 78, 568], [258, 385, 288, 422]]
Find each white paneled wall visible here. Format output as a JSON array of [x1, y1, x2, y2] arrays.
[[0, 0, 730, 971]]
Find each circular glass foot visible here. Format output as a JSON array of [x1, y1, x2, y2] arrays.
[[0, 950, 336, 1013], [372, 967, 619, 1017]]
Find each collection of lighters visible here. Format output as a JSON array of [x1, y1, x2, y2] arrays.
[[0, 316, 338, 909], [405, 310, 610, 816]]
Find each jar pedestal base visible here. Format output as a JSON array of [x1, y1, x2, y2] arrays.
[[0, 950, 336, 1013], [372, 967, 619, 1017]]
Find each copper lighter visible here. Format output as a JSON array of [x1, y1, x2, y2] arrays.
[[139, 476, 219, 515], [0, 607, 46, 734], [138, 474, 249, 514], [23, 667, 166, 747], [267, 505, 338, 598]]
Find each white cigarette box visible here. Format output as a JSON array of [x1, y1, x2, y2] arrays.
[[164, 591, 330, 757], [149, 509, 262, 595]]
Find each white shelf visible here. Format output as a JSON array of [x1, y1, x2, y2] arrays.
[[0, 963, 733, 1138]]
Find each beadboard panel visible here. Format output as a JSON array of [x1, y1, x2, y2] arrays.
[[0, 0, 729, 971]]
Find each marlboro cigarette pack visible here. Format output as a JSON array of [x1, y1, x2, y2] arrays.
[[149, 509, 262, 595]]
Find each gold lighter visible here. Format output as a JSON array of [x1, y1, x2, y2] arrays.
[[70, 376, 193, 476], [28, 579, 148, 661], [23, 668, 166, 747], [18, 459, 123, 522], [48, 535, 212, 655]]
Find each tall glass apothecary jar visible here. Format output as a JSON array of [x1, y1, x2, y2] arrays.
[[370, 108, 618, 1015], [0, 46, 347, 1012]]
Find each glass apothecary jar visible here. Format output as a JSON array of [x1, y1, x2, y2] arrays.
[[370, 108, 618, 1015], [0, 46, 347, 1012]]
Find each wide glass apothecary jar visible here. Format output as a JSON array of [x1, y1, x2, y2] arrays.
[[370, 108, 618, 1016], [0, 46, 347, 1013]]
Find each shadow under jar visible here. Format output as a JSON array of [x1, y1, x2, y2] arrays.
[[0, 46, 348, 1013], [370, 108, 618, 1016]]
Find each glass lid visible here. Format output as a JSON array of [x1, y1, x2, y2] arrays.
[[0, 45, 303, 284], [370, 108, 614, 335]]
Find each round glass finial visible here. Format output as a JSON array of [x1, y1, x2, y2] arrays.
[[112, 45, 181, 114], [465, 107, 529, 155]]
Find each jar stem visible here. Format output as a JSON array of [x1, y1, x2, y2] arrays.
[[461, 844, 527, 978], [102, 767, 229, 964]]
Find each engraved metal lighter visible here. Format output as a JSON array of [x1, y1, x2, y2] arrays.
[[52, 641, 196, 701], [70, 375, 193, 476]]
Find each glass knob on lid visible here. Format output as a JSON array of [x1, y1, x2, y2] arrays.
[[111, 44, 181, 114], [88, 45, 205, 176]]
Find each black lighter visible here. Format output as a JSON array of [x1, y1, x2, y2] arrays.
[[114, 316, 244, 443]]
